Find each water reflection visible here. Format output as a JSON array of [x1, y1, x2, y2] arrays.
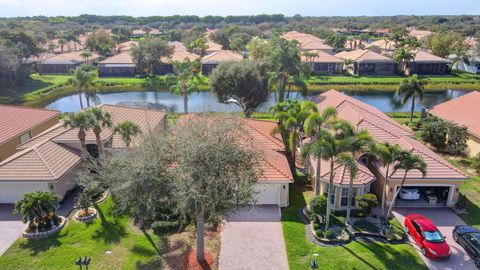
[[46, 89, 470, 113]]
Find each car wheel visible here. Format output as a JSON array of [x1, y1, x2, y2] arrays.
[[421, 247, 427, 257], [453, 232, 458, 242], [475, 257, 480, 268]]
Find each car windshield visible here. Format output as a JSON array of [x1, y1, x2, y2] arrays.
[[424, 231, 444, 243]]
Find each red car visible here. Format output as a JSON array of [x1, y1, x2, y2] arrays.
[[404, 214, 451, 259]]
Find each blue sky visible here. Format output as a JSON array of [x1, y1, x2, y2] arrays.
[[0, 0, 479, 17]]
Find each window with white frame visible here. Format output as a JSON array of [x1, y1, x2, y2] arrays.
[[19, 131, 32, 144], [340, 187, 361, 207]]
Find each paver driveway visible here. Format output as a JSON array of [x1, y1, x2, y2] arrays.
[[219, 205, 288, 270], [393, 208, 476, 270], [0, 204, 25, 256]]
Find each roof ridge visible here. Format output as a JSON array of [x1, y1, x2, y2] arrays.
[[33, 146, 56, 178], [0, 104, 60, 114], [243, 120, 284, 148]]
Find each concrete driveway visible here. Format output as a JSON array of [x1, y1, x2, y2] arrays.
[[0, 204, 25, 256], [219, 205, 288, 270], [393, 208, 476, 270]]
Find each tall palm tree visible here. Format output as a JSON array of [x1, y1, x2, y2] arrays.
[[83, 67, 98, 108], [272, 100, 318, 173], [393, 47, 415, 75], [88, 107, 112, 157], [63, 111, 93, 155], [370, 142, 402, 221], [303, 107, 337, 195], [302, 120, 353, 232], [385, 151, 427, 219], [343, 129, 373, 223], [337, 152, 358, 224], [70, 67, 88, 110], [58, 38, 67, 53], [80, 51, 93, 64], [169, 58, 204, 114], [114, 120, 142, 147], [396, 74, 425, 123]]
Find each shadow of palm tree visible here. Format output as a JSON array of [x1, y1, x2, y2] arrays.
[[91, 205, 127, 244], [341, 244, 380, 270], [20, 234, 63, 256]]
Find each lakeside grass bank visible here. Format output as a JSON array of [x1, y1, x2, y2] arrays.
[[1, 72, 480, 108]]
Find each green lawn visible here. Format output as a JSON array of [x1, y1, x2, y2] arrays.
[[282, 186, 428, 270], [0, 198, 163, 270], [459, 176, 480, 229]]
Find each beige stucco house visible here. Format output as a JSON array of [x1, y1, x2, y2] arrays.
[[0, 104, 167, 204]]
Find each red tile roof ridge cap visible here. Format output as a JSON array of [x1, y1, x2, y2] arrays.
[[398, 136, 467, 178], [98, 103, 167, 114], [33, 146, 55, 178], [242, 119, 284, 149]]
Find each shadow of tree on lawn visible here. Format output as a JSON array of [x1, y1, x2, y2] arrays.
[[91, 205, 127, 244]]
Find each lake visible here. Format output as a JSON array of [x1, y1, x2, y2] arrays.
[[45, 89, 470, 113]]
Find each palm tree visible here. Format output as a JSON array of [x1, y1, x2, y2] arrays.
[[303, 107, 337, 195], [169, 59, 204, 114], [337, 152, 358, 224], [80, 51, 93, 64], [285, 74, 308, 99], [385, 151, 427, 220], [58, 38, 67, 53], [88, 107, 112, 157], [70, 67, 88, 110], [114, 121, 142, 147], [272, 100, 318, 173], [13, 191, 60, 231], [83, 67, 98, 108], [63, 111, 93, 155], [343, 129, 373, 223], [393, 47, 415, 75], [396, 74, 425, 123], [302, 120, 353, 232]]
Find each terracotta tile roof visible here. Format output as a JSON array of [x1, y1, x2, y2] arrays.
[[335, 49, 394, 63], [428, 91, 480, 139], [161, 50, 200, 63], [311, 156, 375, 186], [168, 41, 187, 51], [177, 115, 292, 182], [314, 90, 467, 180], [365, 39, 397, 51], [116, 40, 138, 52], [201, 50, 243, 64], [282, 31, 332, 51], [205, 42, 223, 52], [0, 105, 166, 182], [300, 40, 334, 51], [302, 50, 343, 63], [0, 105, 59, 145], [41, 51, 101, 65], [413, 51, 447, 63], [409, 29, 433, 40], [99, 52, 134, 65]]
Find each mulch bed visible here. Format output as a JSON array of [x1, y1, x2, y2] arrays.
[[185, 249, 215, 270]]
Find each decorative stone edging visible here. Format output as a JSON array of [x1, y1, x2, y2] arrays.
[[74, 208, 97, 223], [300, 207, 407, 246], [23, 216, 66, 239], [93, 191, 109, 205]]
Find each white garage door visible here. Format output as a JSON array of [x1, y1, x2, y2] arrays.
[[255, 184, 279, 205], [0, 182, 49, 204]]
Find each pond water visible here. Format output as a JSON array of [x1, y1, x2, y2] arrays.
[[45, 89, 470, 113]]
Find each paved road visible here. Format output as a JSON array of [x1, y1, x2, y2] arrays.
[[0, 204, 25, 256], [219, 205, 289, 270], [394, 208, 476, 270]]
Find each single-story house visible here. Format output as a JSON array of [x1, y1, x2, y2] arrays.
[[282, 31, 334, 53], [427, 91, 480, 156], [302, 50, 343, 74], [98, 52, 136, 77], [155, 50, 200, 75], [131, 28, 162, 38], [405, 51, 449, 75], [37, 51, 101, 74], [409, 29, 434, 41], [0, 105, 59, 162], [0, 104, 167, 204], [311, 90, 467, 208], [205, 42, 223, 55], [335, 49, 397, 75], [201, 50, 243, 75], [178, 115, 293, 207], [168, 41, 187, 52], [364, 39, 397, 54], [451, 37, 480, 74], [116, 40, 138, 53]]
